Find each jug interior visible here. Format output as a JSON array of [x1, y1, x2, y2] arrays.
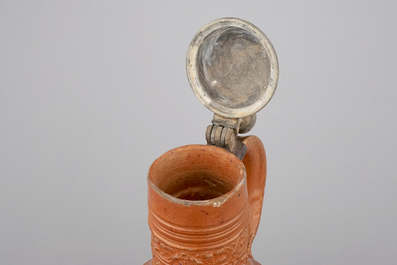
[[163, 171, 233, 201]]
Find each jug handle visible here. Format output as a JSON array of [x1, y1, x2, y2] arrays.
[[240, 135, 267, 258]]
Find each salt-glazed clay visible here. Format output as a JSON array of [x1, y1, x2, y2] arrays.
[[144, 135, 266, 265]]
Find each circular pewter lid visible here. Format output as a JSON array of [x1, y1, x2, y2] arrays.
[[186, 18, 279, 118]]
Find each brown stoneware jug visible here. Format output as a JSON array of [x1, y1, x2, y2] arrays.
[[144, 17, 279, 265], [144, 136, 266, 265]]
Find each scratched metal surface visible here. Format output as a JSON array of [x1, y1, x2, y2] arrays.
[[198, 27, 270, 109], [187, 18, 279, 118]]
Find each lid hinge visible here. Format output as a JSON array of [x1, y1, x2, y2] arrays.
[[205, 114, 256, 160]]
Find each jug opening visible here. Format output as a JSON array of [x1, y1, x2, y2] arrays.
[[163, 172, 234, 201], [149, 145, 246, 202]]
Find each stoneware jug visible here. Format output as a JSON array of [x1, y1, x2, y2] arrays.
[[145, 136, 266, 265], [144, 17, 279, 264]]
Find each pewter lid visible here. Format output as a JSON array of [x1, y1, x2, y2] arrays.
[[186, 17, 279, 118]]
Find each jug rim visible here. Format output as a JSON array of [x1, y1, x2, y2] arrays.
[[148, 144, 247, 208]]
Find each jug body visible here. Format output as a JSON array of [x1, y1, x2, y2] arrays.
[[145, 136, 266, 265]]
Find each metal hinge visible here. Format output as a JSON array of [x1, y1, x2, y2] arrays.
[[205, 114, 256, 160]]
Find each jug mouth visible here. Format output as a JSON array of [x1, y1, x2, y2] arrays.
[[148, 145, 246, 207]]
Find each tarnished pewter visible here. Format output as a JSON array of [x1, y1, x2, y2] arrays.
[[205, 114, 256, 159], [186, 17, 279, 119], [187, 17, 278, 159]]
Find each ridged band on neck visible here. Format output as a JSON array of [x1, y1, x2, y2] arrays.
[[149, 204, 249, 251]]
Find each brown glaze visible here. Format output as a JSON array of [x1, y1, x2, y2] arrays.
[[241, 136, 267, 258], [145, 136, 267, 265]]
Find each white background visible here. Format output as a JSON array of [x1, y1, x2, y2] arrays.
[[1, 1, 396, 264]]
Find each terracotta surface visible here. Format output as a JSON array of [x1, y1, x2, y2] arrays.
[[145, 136, 266, 265]]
